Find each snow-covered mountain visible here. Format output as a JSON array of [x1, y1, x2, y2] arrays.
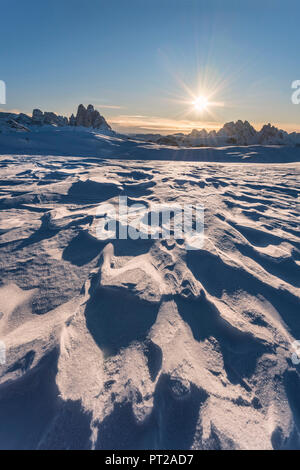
[[0, 104, 112, 134], [1, 107, 299, 148], [135, 120, 300, 147]]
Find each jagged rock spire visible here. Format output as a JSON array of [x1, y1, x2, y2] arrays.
[[74, 104, 111, 130]]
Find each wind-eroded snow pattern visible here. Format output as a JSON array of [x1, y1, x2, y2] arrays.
[[0, 153, 299, 450]]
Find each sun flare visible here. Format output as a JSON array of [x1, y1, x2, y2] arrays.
[[193, 95, 209, 112]]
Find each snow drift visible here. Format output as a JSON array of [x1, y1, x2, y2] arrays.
[[0, 150, 299, 449]]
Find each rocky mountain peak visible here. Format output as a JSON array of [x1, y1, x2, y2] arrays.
[[74, 104, 111, 130], [4, 104, 113, 132]]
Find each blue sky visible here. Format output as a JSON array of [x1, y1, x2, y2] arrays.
[[1, 0, 299, 133]]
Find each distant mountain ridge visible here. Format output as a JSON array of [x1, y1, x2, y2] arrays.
[[0, 106, 299, 147], [134, 120, 300, 147]]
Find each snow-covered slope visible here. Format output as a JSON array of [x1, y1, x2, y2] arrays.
[[0, 152, 299, 449], [0, 125, 300, 163]]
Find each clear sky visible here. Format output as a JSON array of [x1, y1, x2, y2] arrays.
[[1, 0, 299, 134]]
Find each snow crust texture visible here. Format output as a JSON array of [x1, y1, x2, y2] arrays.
[[0, 150, 299, 450]]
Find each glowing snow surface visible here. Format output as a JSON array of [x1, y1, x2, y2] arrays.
[[0, 147, 299, 449]]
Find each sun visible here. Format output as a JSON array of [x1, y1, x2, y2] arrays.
[[192, 95, 209, 112]]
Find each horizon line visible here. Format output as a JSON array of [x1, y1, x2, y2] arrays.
[[1, 107, 299, 135]]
